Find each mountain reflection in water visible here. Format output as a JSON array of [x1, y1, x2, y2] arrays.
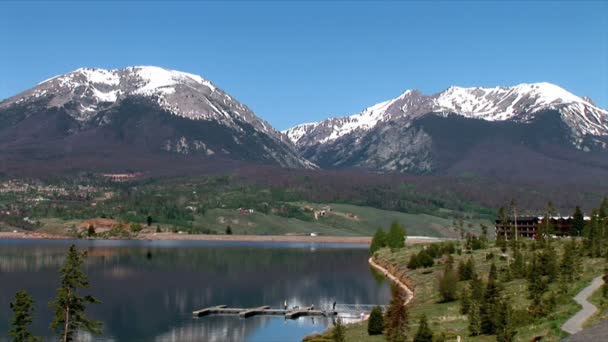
[[0, 239, 389, 342]]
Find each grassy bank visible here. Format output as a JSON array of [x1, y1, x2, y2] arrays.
[[324, 240, 605, 342], [17, 202, 490, 238]]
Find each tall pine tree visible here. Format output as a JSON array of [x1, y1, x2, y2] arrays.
[[9, 290, 40, 342], [369, 228, 387, 255], [49, 245, 102, 342], [572, 206, 585, 236], [480, 263, 501, 334], [387, 221, 407, 251], [385, 284, 408, 342]]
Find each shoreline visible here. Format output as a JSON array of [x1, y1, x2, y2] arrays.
[[0, 231, 372, 244], [0, 231, 449, 244], [368, 256, 415, 305]]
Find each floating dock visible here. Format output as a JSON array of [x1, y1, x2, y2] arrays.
[[193, 305, 337, 319]]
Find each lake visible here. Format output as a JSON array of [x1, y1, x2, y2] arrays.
[[0, 239, 390, 341]]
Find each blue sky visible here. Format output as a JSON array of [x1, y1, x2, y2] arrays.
[[1, 1, 607, 130]]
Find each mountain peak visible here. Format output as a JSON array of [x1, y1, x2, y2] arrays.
[[0, 66, 311, 169], [286, 82, 608, 145]]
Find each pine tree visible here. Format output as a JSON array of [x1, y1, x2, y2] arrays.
[[438, 266, 458, 302], [539, 244, 558, 282], [495, 299, 516, 342], [9, 290, 40, 342], [527, 254, 549, 316], [560, 239, 577, 283], [225, 226, 232, 235], [367, 306, 384, 335], [468, 301, 482, 336], [332, 318, 345, 342], [458, 257, 476, 281], [480, 263, 501, 334], [369, 228, 387, 255], [511, 248, 526, 279], [387, 221, 406, 251], [460, 286, 471, 315], [385, 284, 408, 342], [49, 245, 102, 342], [572, 206, 585, 236], [413, 314, 433, 342]]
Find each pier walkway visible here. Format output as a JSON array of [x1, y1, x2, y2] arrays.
[[193, 305, 337, 319]]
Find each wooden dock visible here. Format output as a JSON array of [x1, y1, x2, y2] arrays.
[[193, 305, 337, 319]]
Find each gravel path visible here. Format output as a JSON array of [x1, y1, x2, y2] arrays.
[[561, 275, 605, 335]]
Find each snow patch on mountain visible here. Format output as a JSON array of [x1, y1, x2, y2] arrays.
[[286, 83, 608, 148]]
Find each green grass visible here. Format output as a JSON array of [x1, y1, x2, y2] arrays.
[[29, 202, 491, 238], [337, 240, 606, 342]]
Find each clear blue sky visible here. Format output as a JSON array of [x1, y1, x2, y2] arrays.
[[1, 1, 607, 130]]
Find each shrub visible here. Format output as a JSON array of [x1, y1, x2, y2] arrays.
[[130, 223, 142, 233], [87, 225, 95, 237], [367, 306, 384, 335], [413, 314, 433, 342]]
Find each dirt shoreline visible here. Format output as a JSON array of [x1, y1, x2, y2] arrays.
[[0, 231, 448, 244], [0, 231, 372, 244], [368, 256, 415, 305]]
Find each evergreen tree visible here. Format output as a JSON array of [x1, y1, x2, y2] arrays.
[[468, 301, 482, 336], [225, 226, 232, 235], [369, 228, 387, 255], [539, 244, 558, 282], [9, 290, 40, 342], [387, 221, 406, 251], [560, 239, 577, 284], [460, 286, 471, 315], [49, 245, 102, 342], [511, 248, 526, 279], [480, 263, 501, 334], [495, 299, 516, 342], [438, 266, 458, 302], [385, 284, 408, 342], [458, 257, 476, 281], [146, 215, 153, 227], [413, 314, 433, 342], [332, 318, 345, 342], [87, 225, 95, 237], [572, 206, 585, 236], [367, 306, 384, 335], [527, 254, 549, 316], [470, 274, 484, 301], [584, 210, 605, 257]]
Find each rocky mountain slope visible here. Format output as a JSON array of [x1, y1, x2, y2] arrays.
[[0, 66, 311, 174], [285, 83, 608, 178]]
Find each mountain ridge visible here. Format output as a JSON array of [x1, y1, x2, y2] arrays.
[[0, 66, 312, 171], [285, 82, 608, 147]]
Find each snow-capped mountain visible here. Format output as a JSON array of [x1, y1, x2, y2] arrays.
[[285, 83, 608, 175], [0, 66, 311, 172], [287, 83, 608, 146]]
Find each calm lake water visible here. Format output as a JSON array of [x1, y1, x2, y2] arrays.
[[0, 239, 389, 341]]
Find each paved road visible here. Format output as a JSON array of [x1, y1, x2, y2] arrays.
[[561, 275, 605, 335]]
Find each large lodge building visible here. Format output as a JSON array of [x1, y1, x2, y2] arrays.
[[494, 216, 588, 239]]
